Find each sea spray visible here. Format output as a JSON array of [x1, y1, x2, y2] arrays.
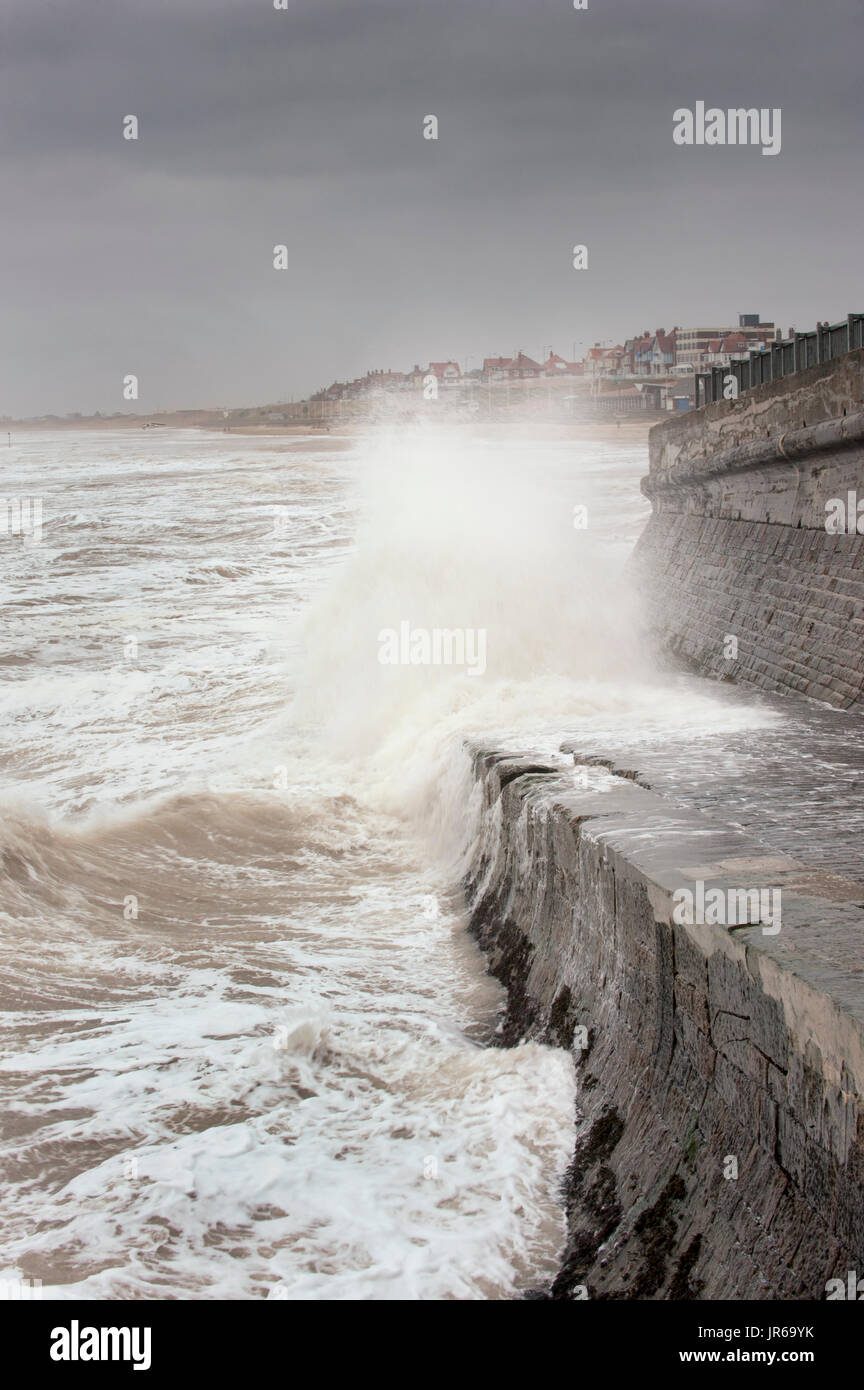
[[0, 425, 776, 1300]]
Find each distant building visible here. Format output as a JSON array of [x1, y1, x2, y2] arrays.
[[426, 361, 462, 387], [702, 331, 757, 368], [676, 314, 776, 370], [665, 375, 697, 411], [482, 356, 511, 382], [636, 328, 677, 376], [624, 333, 653, 375], [584, 344, 627, 381], [542, 352, 583, 377], [482, 353, 542, 382], [511, 352, 542, 378], [311, 381, 349, 402], [363, 368, 408, 394], [407, 364, 427, 389], [675, 327, 730, 370], [584, 344, 608, 378], [592, 385, 649, 412]]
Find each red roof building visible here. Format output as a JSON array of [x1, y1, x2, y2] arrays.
[[543, 352, 583, 377], [482, 353, 543, 381], [426, 361, 462, 385]]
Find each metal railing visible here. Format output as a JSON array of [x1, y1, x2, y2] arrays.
[[695, 313, 864, 408]]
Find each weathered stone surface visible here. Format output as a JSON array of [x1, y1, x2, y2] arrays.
[[463, 745, 864, 1299], [633, 350, 864, 707], [647, 349, 864, 479]]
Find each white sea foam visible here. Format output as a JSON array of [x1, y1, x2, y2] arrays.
[[0, 424, 775, 1299]]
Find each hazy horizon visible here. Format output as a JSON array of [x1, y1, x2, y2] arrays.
[[2, 0, 861, 417]]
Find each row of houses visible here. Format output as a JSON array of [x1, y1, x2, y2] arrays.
[[311, 350, 586, 402], [309, 314, 784, 407], [587, 314, 781, 381]]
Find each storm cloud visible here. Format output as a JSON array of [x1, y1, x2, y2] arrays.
[[1, 0, 860, 415]]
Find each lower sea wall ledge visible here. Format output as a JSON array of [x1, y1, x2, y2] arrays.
[[462, 745, 864, 1300]]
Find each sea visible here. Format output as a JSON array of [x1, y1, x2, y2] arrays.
[[0, 423, 774, 1299]]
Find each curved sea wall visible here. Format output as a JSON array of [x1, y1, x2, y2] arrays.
[[465, 748, 864, 1300], [632, 348, 864, 707]]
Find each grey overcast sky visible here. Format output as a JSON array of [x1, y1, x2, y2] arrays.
[[1, 0, 862, 416]]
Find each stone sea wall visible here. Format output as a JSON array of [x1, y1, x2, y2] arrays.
[[633, 349, 864, 707], [465, 749, 864, 1300]]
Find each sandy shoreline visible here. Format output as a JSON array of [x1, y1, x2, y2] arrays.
[[7, 418, 656, 446]]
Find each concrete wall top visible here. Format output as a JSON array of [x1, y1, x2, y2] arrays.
[[648, 348, 864, 477]]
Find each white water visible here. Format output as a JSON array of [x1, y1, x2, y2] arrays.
[[0, 424, 776, 1299]]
